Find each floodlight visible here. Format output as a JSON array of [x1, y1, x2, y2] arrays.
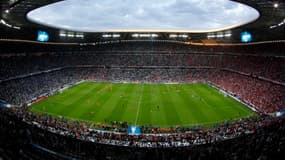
[[274, 3, 279, 8]]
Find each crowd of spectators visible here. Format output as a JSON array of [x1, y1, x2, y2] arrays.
[[7, 105, 279, 147], [1, 106, 285, 160], [0, 40, 285, 159], [0, 69, 83, 106], [1, 41, 285, 83], [210, 70, 285, 113]]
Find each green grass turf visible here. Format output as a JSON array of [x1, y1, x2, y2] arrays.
[[30, 82, 255, 127]]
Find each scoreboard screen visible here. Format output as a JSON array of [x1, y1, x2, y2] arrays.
[[240, 31, 252, 43], [37, 30, 49, 42]]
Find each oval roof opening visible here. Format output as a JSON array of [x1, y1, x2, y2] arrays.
[[27, 0, 260, 33]]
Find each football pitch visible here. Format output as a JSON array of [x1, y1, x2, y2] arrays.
[[30, 82, 255, 127]]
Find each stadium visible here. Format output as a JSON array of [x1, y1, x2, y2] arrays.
[[0, 0, 285, 159]]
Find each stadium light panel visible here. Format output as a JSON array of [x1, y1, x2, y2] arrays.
[[59, 33, 66, 37], [169, 34, 188, 38], [131, 33, 158, 38], [102, 34, 111, 38], [224, 33, 232, 37], [113, 34, 121, 38], [216, 34, 224, 38], [274, 3, 279, 8], [103, 34, 121, 38], [75, 34, 84, 38], [12, 26, 21, 30]]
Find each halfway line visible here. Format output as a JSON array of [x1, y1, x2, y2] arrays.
[[135, 85, 144, 125]]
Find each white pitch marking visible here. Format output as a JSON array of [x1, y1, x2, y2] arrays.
[[135, 85, 144, 125]]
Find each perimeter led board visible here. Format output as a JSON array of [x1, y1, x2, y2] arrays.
[[128, 126, 141, 135]]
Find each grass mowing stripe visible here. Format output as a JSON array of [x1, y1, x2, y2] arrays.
[[30, 82, 95, 114], [185, 85, 211, 122], [138, 84, 153, 125], [166, 85, 183, 125], [62, 83, 101, 118], [101, 83, 128, 122], [89, 83, 121, 122], [180, 85, 210, 125], [135, 84, 144, 125], [149, 84, 168, 127], [76, 83, 111, 120], [204, 84, 254, 118], [159, 85, 182, 126], [138, 84, 154, 125], [121, 84, 139, 124], [107, 84, 133, 122], [192, 85, 228, 121], [168, 85, 197, 125], [60, 82, 94, 105]]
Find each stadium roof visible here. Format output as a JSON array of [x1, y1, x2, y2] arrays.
[[0, 0, 284, 42]]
